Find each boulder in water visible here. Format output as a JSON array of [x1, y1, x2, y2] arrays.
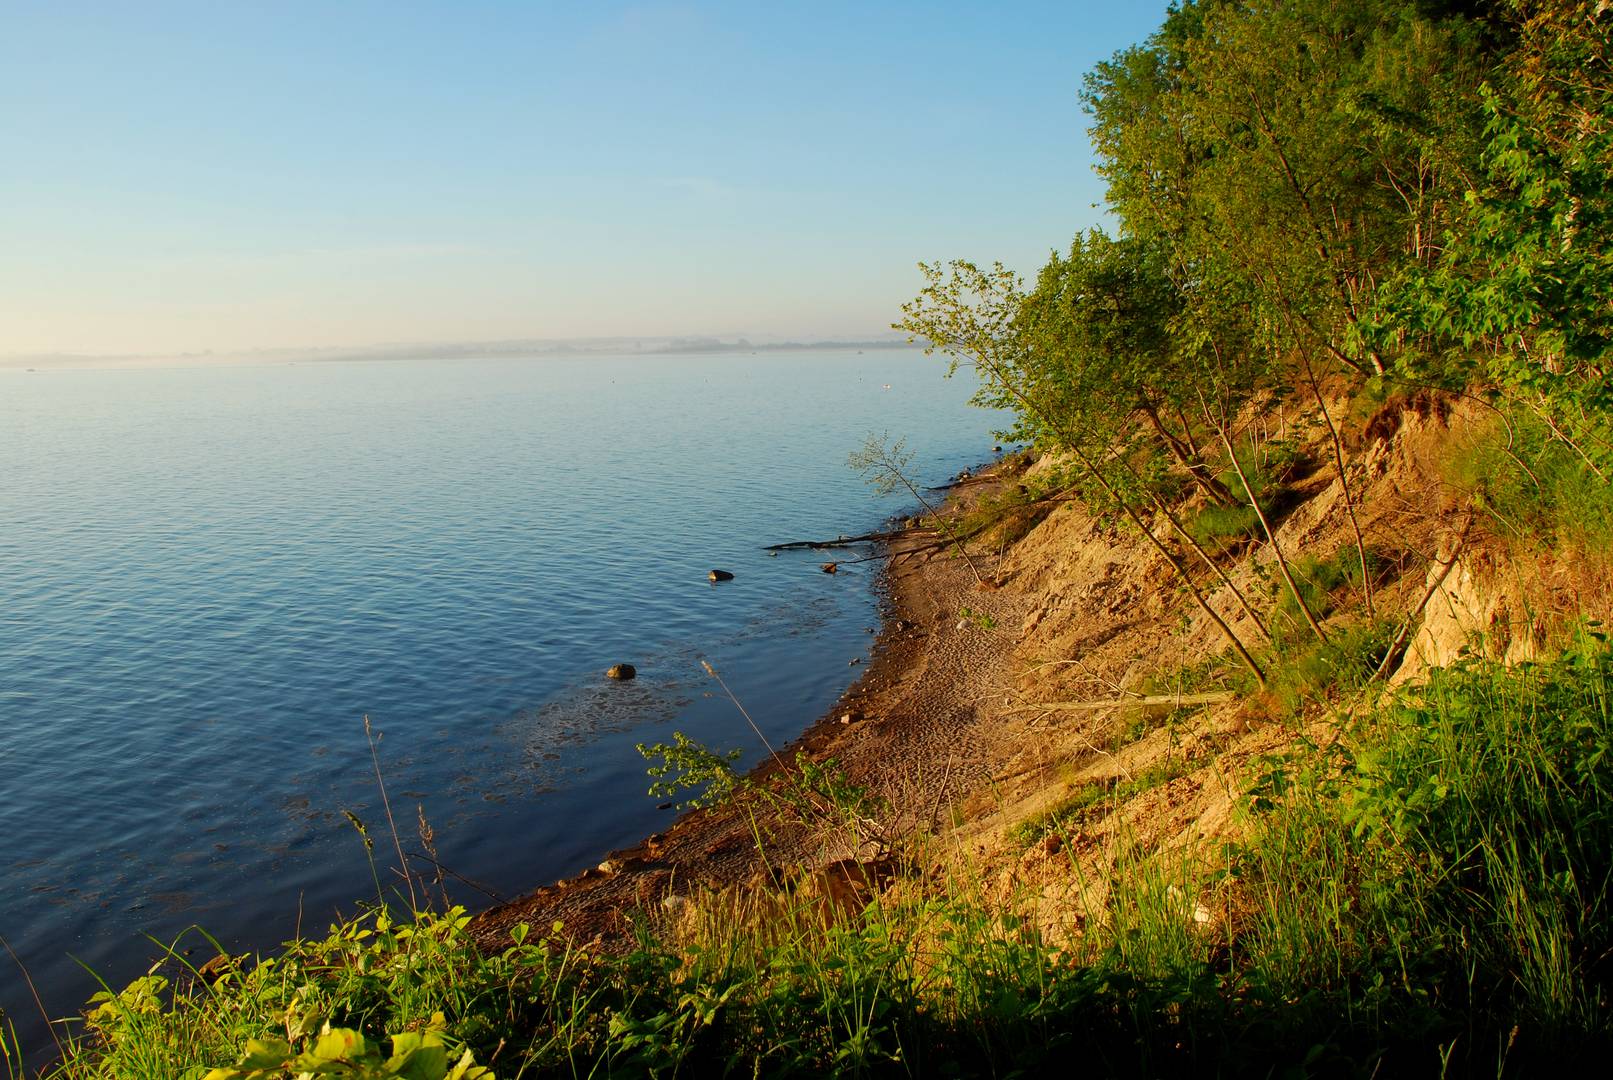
[[606, 663, 637, 681]]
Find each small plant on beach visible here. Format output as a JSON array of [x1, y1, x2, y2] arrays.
[[957, 605, 998, 631], [636, 732, 743, 810]]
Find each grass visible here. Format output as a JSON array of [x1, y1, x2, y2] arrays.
[[1265, 619, 1395, 716], [1185, 503, 1262, 551], [30, 640, 1613, 1077], [1449, 414, 1613, 558], [1186, 439, 1311, 555]]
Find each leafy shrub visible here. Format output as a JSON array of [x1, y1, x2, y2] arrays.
[[1267, 619, 1394, 715], [636, 732, 742, 810]]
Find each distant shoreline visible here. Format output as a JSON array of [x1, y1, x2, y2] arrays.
[[0, 339, 918, 373]]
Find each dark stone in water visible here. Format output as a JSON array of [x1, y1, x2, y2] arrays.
[[606, 663, 637, 680], [708, 569, 734, 581]]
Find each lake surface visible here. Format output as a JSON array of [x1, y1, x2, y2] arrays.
[[0, 348, 994, 1050]]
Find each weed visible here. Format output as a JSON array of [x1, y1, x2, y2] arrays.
[[1185, 503, 1261, 551], [1449, 412, 1613, 557], [957, 605, 997, 631]]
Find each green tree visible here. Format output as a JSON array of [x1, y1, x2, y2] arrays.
[[1375, 0, 1613, 471]]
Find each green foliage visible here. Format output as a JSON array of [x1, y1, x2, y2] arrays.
[[1215, 439, 1302, 507], [201, 1022, 491, 1080], [896, 250, 1226, 520], [1268, 619, 1395, 716], [1269, 546, 1366, 647], [956, 606, 997, 631], [1234, 635, 1613, 1051], [1373, 2, 1613, 468], [762, 754, 890, 855], [1450, 413, 1613, 555], [1185, 503, 1261, 551], [1088, 0, 1489, 375], [635, 732, 742, 810]]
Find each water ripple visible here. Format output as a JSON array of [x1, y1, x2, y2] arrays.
[[0, 349, 995, 1032]]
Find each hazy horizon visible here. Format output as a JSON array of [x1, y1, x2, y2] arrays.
[[0, 331, 924, 371], [1, 2, 1170, 356]]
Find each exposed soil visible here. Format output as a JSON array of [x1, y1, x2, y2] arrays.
[[473, 390, 1602, 951]]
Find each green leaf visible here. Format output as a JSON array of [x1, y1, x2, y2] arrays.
[[312, 1026, 369, 1062]]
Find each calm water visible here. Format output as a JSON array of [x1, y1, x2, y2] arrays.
[[0, 348, 992, 1048]]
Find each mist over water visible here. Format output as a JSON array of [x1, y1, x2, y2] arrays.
[[0, 348, 995, 1044]]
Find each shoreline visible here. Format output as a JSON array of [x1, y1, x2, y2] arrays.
[[470, 454, 1024, 947]]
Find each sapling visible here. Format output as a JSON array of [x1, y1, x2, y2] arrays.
[[849, 432, 989, 586]]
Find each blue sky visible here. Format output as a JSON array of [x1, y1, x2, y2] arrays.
[[0, 2, 1170, 355]]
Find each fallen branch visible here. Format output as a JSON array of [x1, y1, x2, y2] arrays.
[[764, 527, 916, 551], [1370, 514, 1475, 683], [927, 472, 999, 491], [1004, 691, 1234, 713]]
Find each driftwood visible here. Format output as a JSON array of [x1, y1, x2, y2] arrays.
[[1005, 691, 1234, 714], [764, 527, 915, 551], [927, 473, 999, 492]]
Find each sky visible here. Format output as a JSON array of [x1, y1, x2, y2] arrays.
[[0, 1, 1171, 357]]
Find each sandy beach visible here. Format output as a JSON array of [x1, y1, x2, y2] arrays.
[[470, 458, 1027, 948]]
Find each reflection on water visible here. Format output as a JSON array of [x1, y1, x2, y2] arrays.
[[0, 348, 993, 1042]]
